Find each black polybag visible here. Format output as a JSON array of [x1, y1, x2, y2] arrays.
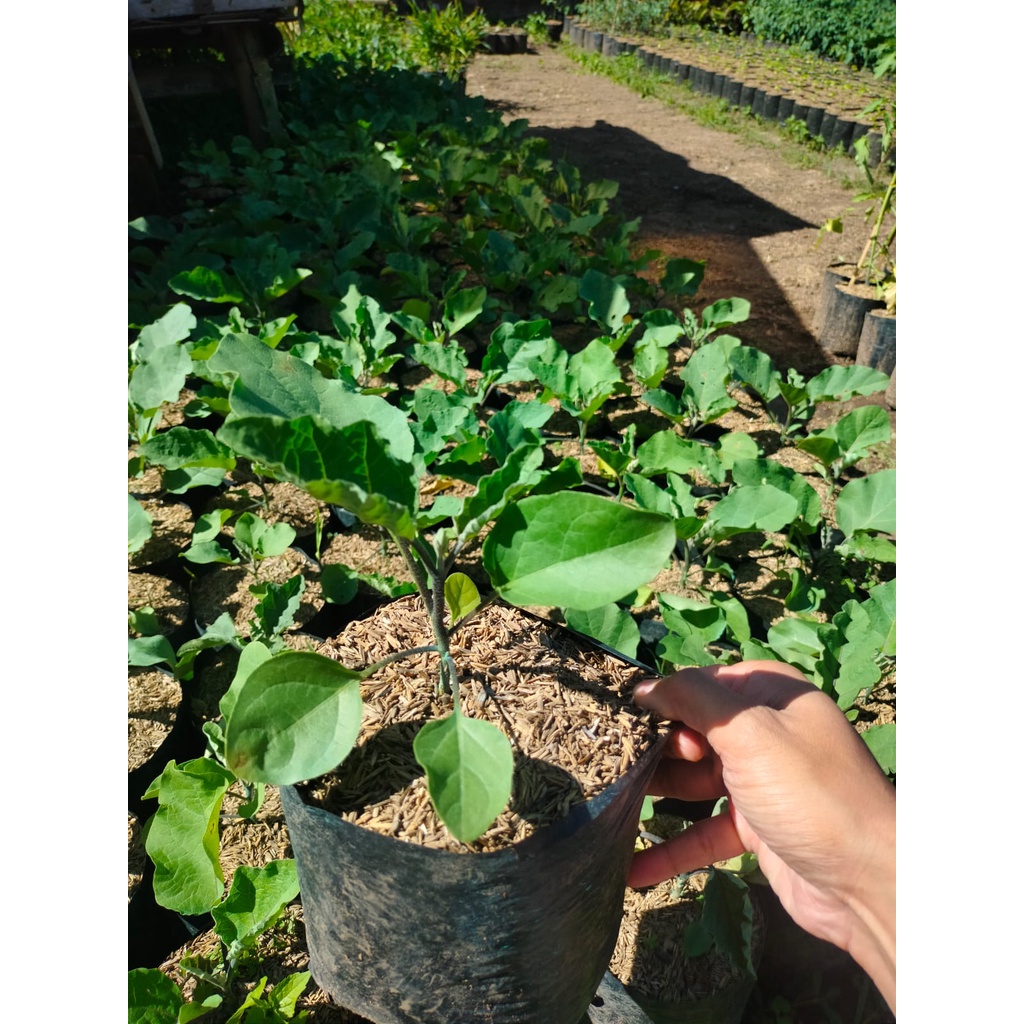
[[280, 732, 665, 1024]]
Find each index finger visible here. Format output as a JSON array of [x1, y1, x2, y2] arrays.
[[633, 661, 814, 738]]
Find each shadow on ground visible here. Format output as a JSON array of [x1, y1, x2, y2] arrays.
[[527, 119, 831, 376]]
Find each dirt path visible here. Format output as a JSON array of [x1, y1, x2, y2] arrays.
[[465, 45, 874, 376]]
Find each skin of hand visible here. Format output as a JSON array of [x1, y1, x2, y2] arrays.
[[628, 661, 895, 1013]]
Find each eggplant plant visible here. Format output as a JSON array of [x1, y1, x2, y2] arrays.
[[140, 326, 678, 916]]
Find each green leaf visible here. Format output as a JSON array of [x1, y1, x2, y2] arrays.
[[143, 757, 236, 914], [265, 972, 312, 1017], [835, 470, 896, 535], [837, 531, 897, 563], [129, 494, 153, 554], [225, 652, 364, 785], [579, 268, 630, 333], [211, 860, 300, 963], [454, 444, 545, 546], [442, 286, 487, 336], [169, 266, 246, 304], [234, 513, 296, 561], [219, 640, 273, 721], [320, 563, 360, 605], [861, 723, 896, 775], [564, 604, 641, 660], [680, 335, 739, 422], [660, 257, 705, 297], [806, 365, 890, 403], [484, 492, 675, 611], [818, 405, 891, 467], [413, 713, 514, 843], [138, 428, 236, 472], [128, 968, 183, 1024], [133, 303, 195, 357], [129, 342, 192, 414], [700, 868, 756, 976], [250, 574, 306, 646], [705, 484, 800, 537], [728, 345, 781, 404], [129, 635, 177, 669], [218, 415, 418, 539], [175, 612, 239, 683], [635, 432, 707, 475], [731, 458, 821, 530], [701, 298, 750, 332], [444, 572, 481, 625]]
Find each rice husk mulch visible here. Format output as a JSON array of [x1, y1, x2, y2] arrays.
[[302, 596, 663, 853]]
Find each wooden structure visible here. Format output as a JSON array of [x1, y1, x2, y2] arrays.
[[128, 0, 302, 155]]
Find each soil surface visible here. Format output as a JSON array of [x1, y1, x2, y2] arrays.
[[465, 43, 877, 379]]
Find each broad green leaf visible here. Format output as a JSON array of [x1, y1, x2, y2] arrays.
[[862, 723, 896, 775], [710, 593, 752, 643], [320, 563, 360, 606], [835, 470, 896, 535], [129, 342, 192, 413], [169, 266, 245, 304], [765, 617, 829, 678], [579, 268, 630, 333], [680, 335, 739, 422], [657, 594, 726, 667], [716, 432, 759, 470], [640, 388, 686, 425], [701, 298, 750, 332], [454, 444, 545, 546], [129, 494, 152, 554], [162, 466, 227, 493], [442, 286, 487, 336], [481, 318, 553, 386], [175, 612, 239, 683], [409, 339, 468, 387], [635, 431, 707, 476], [265, 972, 312, 1016], [133, 303, 195, 357], [705, 484, 800, 537], [219, 640, 273, 721], [129, 635, 176, 668], [564, 604, 641, 660], [837, 531, 897, 562], [729, 345, 781, 404], [234, 513, 296, 561], [250, 574, 305, 646], [731, 458, 821, 530], [660, 257, 705, 297], [218, 415, 418, 539], [138, 428, 236, 472], [484, 492, 675, 611], [700, 868, 756, 976], [128, 968, 182, 1024], [211, 860, 300, 963], [225, 651, 363, 785], [631, 335, 670, 389], [444, 572, 481, 624], [806, 364, 890, 403], [143, 757, 235, 914], [413, 713, 514, 843], [485, 400, 553, 464], [819, 405, 891, 466]]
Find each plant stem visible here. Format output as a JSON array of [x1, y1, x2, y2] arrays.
[[394, 533, 454, 694]]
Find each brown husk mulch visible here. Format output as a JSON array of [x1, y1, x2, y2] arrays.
[[303, 596, 663, 853]]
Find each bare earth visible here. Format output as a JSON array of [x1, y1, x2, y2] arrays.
[[465, 44, 875, 377]]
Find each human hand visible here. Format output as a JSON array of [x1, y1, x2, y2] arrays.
[[628, 661, 895, 1011]]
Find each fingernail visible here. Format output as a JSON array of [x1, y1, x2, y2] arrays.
[[633, 678, 656, 700]]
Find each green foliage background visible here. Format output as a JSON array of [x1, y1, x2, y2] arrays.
[[744, 0, 896, 69]]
